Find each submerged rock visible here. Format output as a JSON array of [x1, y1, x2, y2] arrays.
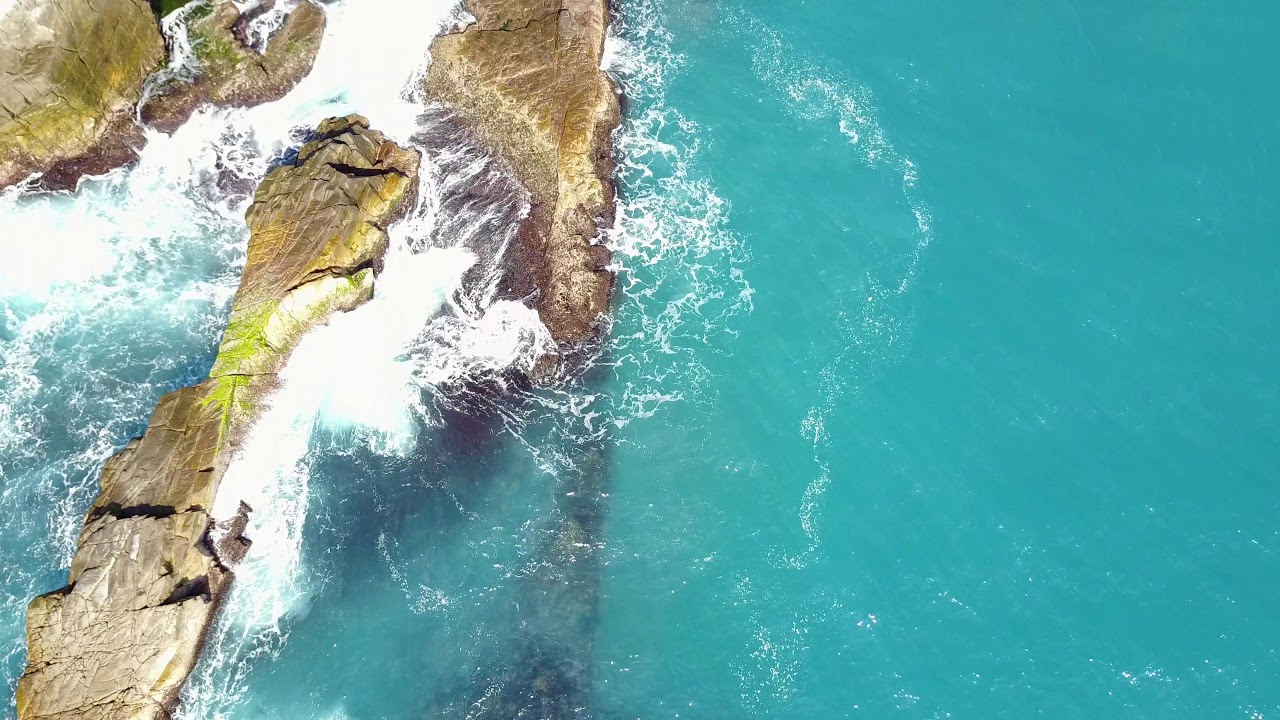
[[15, 115, 419, 720], [424, 0, 620, 358], [141, 0, 327, 133], [472, 438, 612, 718], [0, 0, 165, 190]]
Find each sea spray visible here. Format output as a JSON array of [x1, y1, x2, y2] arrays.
[[0, 0, 473, 711], [598, 3, 753, 421], [298, 247, 478, 442], [138, 0, 205, 116], [2, 0, 758, 715], [183, 127, 563, 720], [0, 113, 254, 550], [185, 245, 479, 717], [228, 0, 469, 146], [404, 109, 555, 390]]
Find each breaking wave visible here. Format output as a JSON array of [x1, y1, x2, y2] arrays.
[[0, 110, 252, 710]]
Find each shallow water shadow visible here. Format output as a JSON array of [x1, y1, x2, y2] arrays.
[[420, 359, 615, 719]]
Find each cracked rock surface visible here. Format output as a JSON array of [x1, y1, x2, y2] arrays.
[[0, 0, 165, 190], [16, 115, 419, 720], [141, 0, 326, 134], [0, 0, 327, 192], [424, 0, 619, 357]]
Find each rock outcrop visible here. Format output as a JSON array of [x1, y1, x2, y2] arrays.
[[0, 0, 165, 190], [0, 0, 326, 192], [424, 0, 619, 352], [16, 115, 419, 720], [141, 0, 327, 133]]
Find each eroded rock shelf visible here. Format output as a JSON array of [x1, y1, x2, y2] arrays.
[[425, 0, 620, 353]]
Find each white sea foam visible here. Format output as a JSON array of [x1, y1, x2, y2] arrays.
[[572, 12, 937, 714], [0, 71, 252, 706], [5, 0, 758, 713], [0, 0, 485, 713], [184, 244, 477, 716], [0, 118, 249, 538], [305, 247, 477, 440], [746, 15, 933, 295], [726, 13, 937, 575], [563, 0, 754, 432], [174, 0, 560, 714], [138, 0, 206, 113], [233, 0, 468, 146]]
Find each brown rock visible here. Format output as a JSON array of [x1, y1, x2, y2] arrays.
[[0, 0, 166, 191], [16, 116, 419, 720], [0, 0, 328, 192], [19, 511, 219, 720], [424, 0, 620, 356], [141, 0, 327, 133]]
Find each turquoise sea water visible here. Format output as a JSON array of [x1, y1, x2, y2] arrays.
[[596, 1, 1280, 717], [2, 0, 1278, 718]]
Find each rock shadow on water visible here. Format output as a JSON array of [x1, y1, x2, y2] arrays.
[[416, 368, 616, 719], [226, 400, 550, 717]]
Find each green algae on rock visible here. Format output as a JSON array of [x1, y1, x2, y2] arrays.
[[0, 0, 327, 193], [15, 116, 419, 720], [141, 0, 327, 134], [0, 0, 166, 191], [424, 0, 620, 359]]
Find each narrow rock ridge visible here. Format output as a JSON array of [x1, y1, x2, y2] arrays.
[[15, 115, 419, 720], [0, 0, 326, 192], [424, 0, 620, 365]]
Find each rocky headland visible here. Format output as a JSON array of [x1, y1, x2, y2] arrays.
[[425, 0, 620, 355], [0, 0, 325, 192], [9, 0, 623, 713], [15, 115, 419, 720]]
